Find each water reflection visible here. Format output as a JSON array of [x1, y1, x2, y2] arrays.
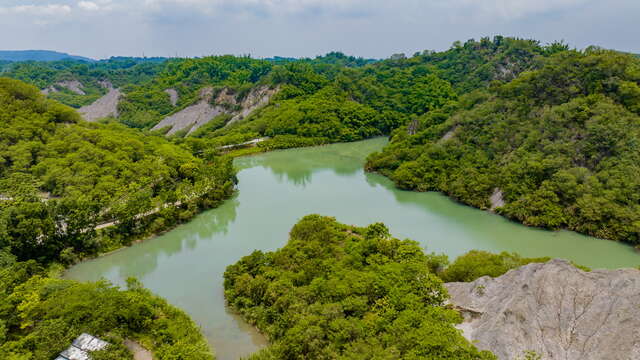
[[66, 137, 639, 360], [235, 138, 388, 186], [69, 195, 240, 284]]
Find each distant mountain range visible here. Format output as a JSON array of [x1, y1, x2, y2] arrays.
[[0, 50, 95, 62]]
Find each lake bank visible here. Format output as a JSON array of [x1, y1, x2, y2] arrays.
[[66, 138, 639, 360]]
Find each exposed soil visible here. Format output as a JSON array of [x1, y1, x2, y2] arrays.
[[79, 88, 122, 122], [124, 339, 153, 360], [151, 87, 224, 135], [489, 188, 505, 210], [165, 88, 179, 106]]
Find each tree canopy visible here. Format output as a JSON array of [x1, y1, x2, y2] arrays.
[[367, 49, 640, 243], [0, 78, 235, 264], [224, 215, 496, 360]]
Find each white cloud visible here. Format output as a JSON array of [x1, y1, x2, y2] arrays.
[[449, 0, 591, 20], [143, 0, 370, 16], [79, 1, 100, 11], [0, 4, 72, 16]]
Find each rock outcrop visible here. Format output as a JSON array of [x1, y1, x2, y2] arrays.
[[58, 80, 86, 95], [151, 85, 278, 136], [224, 85, 279, 127], [165, 88, 179, 106], [41, 80, 85, 95], [151, 87, 224, 135], [489, 188, 505, 210], [445, 259, 640, 360]]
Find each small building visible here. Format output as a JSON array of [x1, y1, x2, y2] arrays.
[[55, 333, 109, 360]]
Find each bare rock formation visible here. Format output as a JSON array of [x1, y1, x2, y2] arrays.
[[151, 85, 278, 136], [165, 88, 179, 106], [225, 85, 279, 127], [489, 188, 505, 211], [58, 80, 86, 95], [99, 80, 114, 89], [151, 87, 224, 135], [445, 259, 640, 360], [41, 80, 85, 95], [41, 86, 57, 95], [79, 88, 122, 122]]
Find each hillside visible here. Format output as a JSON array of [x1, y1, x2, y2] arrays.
[[0, 78, 235, 264], [3, 37, 559, 147], [0, 50, 94, 62], [366, 49, 640, 244], [1, 57, 166, 108], [6, 38, 637, 247], [0, 77, 226, 359]]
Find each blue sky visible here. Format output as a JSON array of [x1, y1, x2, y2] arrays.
[[0, 0, 638, 59]]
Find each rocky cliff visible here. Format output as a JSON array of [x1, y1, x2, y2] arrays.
[[446, 259, 640, 360], [151, 85, 277, 136]]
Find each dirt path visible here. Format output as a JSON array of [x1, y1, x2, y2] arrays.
[[93, 200, 183, 231], [124, 339, 153, 360], [217, 137, 269, 151]]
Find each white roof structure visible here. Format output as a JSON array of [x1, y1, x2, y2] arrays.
[[55, 333, 109, 360]]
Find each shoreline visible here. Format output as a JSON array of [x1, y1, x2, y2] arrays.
[[366, 166, 639, 252]]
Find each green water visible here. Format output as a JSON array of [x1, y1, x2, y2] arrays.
[[65, 137, 639, 359]]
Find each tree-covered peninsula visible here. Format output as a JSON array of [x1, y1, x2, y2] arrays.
[[224, 215, 504, 360]]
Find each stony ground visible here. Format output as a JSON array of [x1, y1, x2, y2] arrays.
[[446, 259, 640, 360]]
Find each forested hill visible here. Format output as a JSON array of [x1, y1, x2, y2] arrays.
[[1, 57, 167, 108], [0, 78, 235, 265], [367, 49, 640, 244], [5, 37, 637, 245], [409, 36, 568, 92], [1, 37, 563, 145], [0, 50, 94, 62], [179, 37, 563, 149], [0, 78, 225, 359]]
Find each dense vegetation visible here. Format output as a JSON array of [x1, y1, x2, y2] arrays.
[[3, 36, 630, 359], [0, 78, 228, 358], [206, 37, 558, 148], [224, 215, 497, 360], [0, 252, 214, 359], [439, 250, 551, 282], [409, 36, 568, 93], [0, 78, 235, 265], [4, 37, 559, 150], [367, 49, 640, 244], [2, 58, 166, 108]]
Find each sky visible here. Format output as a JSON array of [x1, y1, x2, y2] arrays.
[[0, 0, 638, 60]]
